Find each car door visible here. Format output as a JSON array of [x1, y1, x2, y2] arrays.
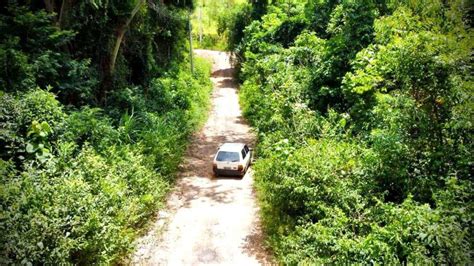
[[244, 145, 251, 166], [240, 148, 247, 168], [241, 146, 250, 169]]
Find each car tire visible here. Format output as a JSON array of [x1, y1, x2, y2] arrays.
[[241, 166, 248, 178]]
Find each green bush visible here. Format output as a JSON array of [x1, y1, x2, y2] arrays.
[[278, 191, 471, 264], [0, 89, 65, 164], [0, 144, 168, 264], [234, 0, 473, 263], [0, 0, 213, 264], [64, 107, 119, 153], [0, 56, 212, 264]]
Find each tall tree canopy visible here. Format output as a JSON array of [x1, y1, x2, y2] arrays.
[[0, 0, 193, 104]]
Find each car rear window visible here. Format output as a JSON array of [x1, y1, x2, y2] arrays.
[[216, 151, 240, 162]]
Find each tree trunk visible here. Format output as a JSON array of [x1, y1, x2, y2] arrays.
[[188, 14, 194, 74], [109, 0, 145, 75], [43, 0, 55, 13], [198, 6, 202, 45], [99, 0, 146, 105], [43, 0, 74, 29], [58, 0, 74, 28]]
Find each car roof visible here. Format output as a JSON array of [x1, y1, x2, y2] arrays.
[[218, 142, 246, 152]]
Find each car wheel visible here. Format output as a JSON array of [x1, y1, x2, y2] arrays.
[[242, 166, 248, 177]]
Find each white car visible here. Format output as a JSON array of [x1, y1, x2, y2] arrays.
[[212, 143, 252, 177]]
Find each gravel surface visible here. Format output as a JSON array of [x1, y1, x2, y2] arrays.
[[131, 50, 273, 266]]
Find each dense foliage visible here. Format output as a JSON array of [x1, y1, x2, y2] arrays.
[[0, 1, 212, 264], [191, 0, 246, 50], [231, 0, 473, 263]]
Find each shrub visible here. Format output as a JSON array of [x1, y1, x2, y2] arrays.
[[0, 89, 65, 164], [63, 107, 119, 153], [0, 1, 213, 264], [0, 144, 168, 264], [234, 0, 473, 263], [0, 56, 212, 264], [254, 138, 377, 237]]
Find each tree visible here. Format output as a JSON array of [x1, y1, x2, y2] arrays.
[[100, 0, 146, 104]]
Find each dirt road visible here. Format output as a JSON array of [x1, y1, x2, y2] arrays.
[[131, 50, 272, 265]]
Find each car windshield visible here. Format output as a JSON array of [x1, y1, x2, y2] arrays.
[[216, 151, 240, 162]]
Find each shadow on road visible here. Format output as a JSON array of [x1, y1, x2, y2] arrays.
[[132, 50, 273, 265], [212, 68, 235, 77]]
